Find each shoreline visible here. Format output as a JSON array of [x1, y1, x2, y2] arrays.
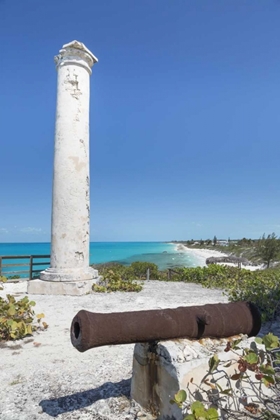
[[0, 242, 264, 276], [174, 243, 263, 271]]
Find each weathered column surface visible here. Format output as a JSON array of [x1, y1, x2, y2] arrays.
[[28, 40, 98, 295]]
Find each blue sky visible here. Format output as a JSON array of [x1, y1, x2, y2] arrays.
[[0, 0, 280, 242]]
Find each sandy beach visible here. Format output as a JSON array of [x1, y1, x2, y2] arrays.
[[175, 243, 263, 271]]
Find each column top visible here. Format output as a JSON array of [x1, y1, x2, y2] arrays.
[[54, 40, 98, 75]]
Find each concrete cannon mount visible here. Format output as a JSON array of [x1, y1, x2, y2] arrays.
[[131, 336, 271, 420]]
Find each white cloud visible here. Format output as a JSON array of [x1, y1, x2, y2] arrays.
[[0, 228, 8, 234], [20, 227, 42, 234]]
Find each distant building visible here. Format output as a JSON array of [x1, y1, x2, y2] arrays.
[[217, 240, 228, 246]]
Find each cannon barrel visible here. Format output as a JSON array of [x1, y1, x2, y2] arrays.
[[70, 301, 261, 352]]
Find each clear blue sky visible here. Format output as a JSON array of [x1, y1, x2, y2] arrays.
[[1, 0, 280, 242]]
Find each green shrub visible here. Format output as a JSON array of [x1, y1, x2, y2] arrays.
[[0, 276, 7, 290], [95, 261, 160, 281], [130, 261, 159, 279], [95, 263, 135, 281], [225, 269, 280, 322], [171, 333, 280, 419], [92, 261, 160, 292], [0, 276, 48, 341], [162, 265, 280, 322], [165, 264, 239, 287], [93, 269, 142, 293]]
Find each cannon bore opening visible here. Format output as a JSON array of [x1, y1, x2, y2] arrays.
[[73, 321, 80, 340]]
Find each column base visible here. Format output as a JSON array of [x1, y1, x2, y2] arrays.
[[27, 266, 99, 295], [27, 279, 97, 296], [39, 266, 98, 282]]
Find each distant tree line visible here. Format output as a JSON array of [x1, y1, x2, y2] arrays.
[[172, 233, 280, 268]]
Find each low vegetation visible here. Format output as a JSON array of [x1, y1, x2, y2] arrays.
[[93, 266, 142, 293], [92, 261, 160, 293], [172, 333, 280, 419], [165, 264, 280, 322], [94, 261, 160, 280], [92, 261, 280, 322], [0, 276, 47, 341]]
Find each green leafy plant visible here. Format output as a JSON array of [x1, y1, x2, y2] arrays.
[[0, 276, 7, 291], [93, 269, 142, 293], [130, 261, 159, 279], [160, 264, 280, 322], [171, 391, 218, 419], [187, 402, 218, 420], [92, 261, 161, 292], [224, 268, 280, 322], [171, 334, 280, 419], [0, 276, 48, 341], [256, 333, 280, 351]]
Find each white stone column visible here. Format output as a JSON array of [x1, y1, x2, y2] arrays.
[[28, 41, 98, 295]]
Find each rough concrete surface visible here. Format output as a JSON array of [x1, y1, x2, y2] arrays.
[[27, 278, 97, 296], [41, 41, 97, 283], [0, 281, 234, 420]]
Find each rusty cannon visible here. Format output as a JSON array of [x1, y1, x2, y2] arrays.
[[70, 301, 261, 353]]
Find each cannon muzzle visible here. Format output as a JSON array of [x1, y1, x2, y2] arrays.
[[70, 301, 261, 352]]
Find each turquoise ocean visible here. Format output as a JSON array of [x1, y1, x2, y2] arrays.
[[0, 242, 201, 278]]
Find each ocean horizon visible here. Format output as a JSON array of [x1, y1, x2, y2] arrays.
[[0, 241, 201, 277]]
